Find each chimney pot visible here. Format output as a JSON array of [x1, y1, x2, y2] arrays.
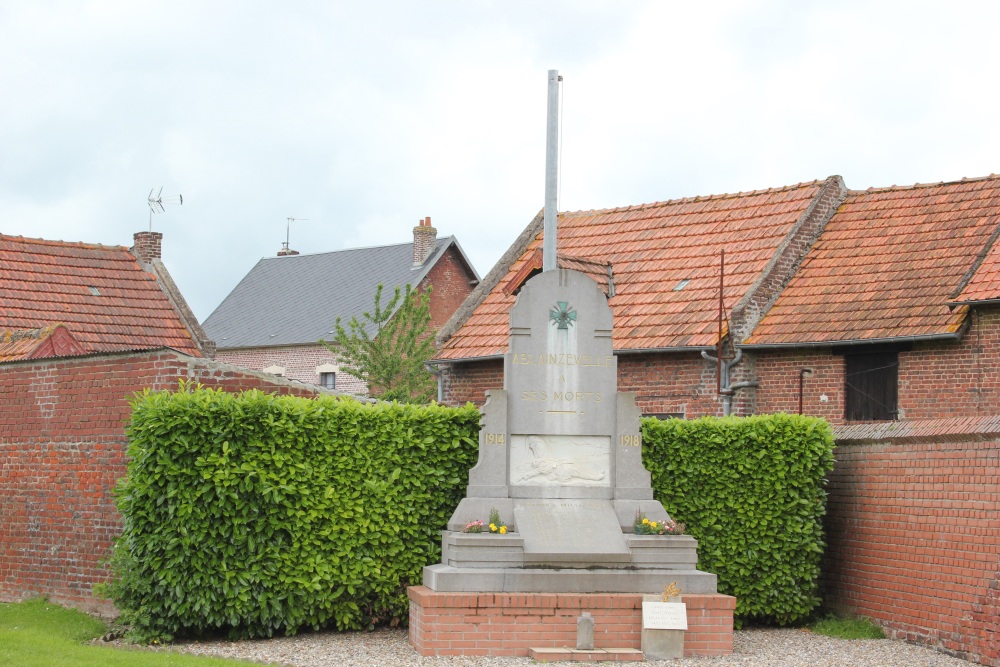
[[413, 216, 438, 265]]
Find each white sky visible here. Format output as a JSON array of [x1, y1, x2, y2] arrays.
[[3, 1, 1000, 321]]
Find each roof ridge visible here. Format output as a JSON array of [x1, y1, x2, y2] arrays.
[[0, 233, 128, 252], [262, 236, 452, 261], [851, 173, 1000, 195], [559, 178, 830, 217]]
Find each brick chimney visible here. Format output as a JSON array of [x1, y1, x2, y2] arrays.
[[277, 244, 300, 257], [132, 231, 163, 264], [413, 216, 437, 266]]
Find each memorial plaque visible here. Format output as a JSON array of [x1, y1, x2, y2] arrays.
[[642, 601, 688, 630]]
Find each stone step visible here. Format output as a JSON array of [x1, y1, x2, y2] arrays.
[[529, 647, 644, 662]]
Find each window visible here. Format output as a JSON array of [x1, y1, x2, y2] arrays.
[[319, 372, 336, 389], [844, 351, 898, 421]]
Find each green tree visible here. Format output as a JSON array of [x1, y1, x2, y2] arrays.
[[321, 283, 437, 403]]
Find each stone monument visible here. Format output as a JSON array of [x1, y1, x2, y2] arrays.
[[423, 268, 718, 594]]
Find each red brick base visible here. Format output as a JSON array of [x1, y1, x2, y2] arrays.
[[407, 586, 736, 658]]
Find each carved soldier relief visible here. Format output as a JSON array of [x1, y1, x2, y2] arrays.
[[509, 435, 610, 486]]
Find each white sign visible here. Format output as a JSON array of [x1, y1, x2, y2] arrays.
[[642, 601, 688, 630]]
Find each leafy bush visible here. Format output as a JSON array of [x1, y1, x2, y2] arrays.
[[642, 413, 834, 626], [106, 384, 479, 641]]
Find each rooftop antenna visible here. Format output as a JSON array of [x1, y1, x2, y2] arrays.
[[147, 187, 183, 231], [282, 217, 309, 254]]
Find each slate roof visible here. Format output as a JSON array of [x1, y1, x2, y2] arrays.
[[203, 237, 470, 349], [744, 176, 1000, 347], [0, 234, 202, 356], [435, 180, 830, 361]]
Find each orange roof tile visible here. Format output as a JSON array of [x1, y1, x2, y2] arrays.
[[0, 234, 201, 356], [745, 177, 1000, 346], [0, 325, 89, 362], [954, 227, 1000, 304], [437, 180, 829, 360]]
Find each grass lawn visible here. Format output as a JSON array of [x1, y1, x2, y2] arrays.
[[0, 598, 270, 667]]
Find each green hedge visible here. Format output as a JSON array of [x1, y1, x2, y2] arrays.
[[107, 384, 832, 638], [106, 385, 479, 640], [642, 413, 835, 626]]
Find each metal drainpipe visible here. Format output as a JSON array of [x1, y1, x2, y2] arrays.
[[702, 349, 757, 416], [424, 361, 444, 403]]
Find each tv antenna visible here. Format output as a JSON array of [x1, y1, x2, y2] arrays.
[[283, 217, 309, 253], [147, 187, 183, 231]]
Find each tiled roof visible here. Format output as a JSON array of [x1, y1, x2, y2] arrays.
[[502, 250, 613, 297], [0, 234, 202, 356], [436, 180, 830, 361], [954, 227, 1000, 304], [203, 237, 476, 349], [745, 176, 1000, 347], [0, 325, 89, 362]]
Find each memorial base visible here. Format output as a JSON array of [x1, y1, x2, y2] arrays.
[[407, 586, 736, 658]]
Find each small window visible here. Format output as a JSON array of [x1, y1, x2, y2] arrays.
[[845, 351, 898, 421], [319, 372, 336, 389]]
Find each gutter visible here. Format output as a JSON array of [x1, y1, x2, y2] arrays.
[[738, 331, 962, 350]]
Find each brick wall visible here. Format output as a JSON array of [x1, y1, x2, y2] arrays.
[[0, 349, 330, 614], [824, 419, 1000, 666], [441, 352, 735, 418], [617, 352, 727, 417], [408, 586, 735, 658], [214, 343, 367, 395], [441, 358, 504, 406], [421, 246, 477, 332], [752, 349, 845, 422], [750, 307, 1000, 424], [442, 310, 1000, 422]]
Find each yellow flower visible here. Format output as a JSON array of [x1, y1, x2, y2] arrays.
[[499, 526, 507, 534], [642, 518, 650, 525], [489, 523, 497, 532]]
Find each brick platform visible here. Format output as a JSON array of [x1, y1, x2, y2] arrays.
[[408, 586, 736, 658]]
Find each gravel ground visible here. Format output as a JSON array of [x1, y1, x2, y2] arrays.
[[148, 626, 976, 667]]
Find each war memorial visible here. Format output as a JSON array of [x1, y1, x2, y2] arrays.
[[408, 268, 736, 659]]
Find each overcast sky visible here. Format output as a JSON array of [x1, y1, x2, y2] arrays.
[[4, 1, 1000, 322]]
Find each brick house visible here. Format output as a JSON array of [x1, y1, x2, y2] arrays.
[[0, 230, 214, 360], [0, 229, 355, 612], [433, 174, 1000, 425], [203, 218, 479, 393], [433, 176, 848, 416], [432, 174, 1000, 665]]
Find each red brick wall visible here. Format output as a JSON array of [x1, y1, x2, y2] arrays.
[[617, 352, 727, 417], [214, 343, 367, 395], [751, 307, 1000, 424], [752, 349, 845, 422], [441, 358, 504, 406], [441, 353, 733, 418], [421, 245, 478, 332], [408, 586, 735, 658], [0, 349, 326, 614], [824, 419, 1000, 666]]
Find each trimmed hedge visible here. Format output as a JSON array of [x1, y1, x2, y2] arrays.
[[107, 384, 833, 638], [106, 385, 479, 640], [642, 413, 835, 626]]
